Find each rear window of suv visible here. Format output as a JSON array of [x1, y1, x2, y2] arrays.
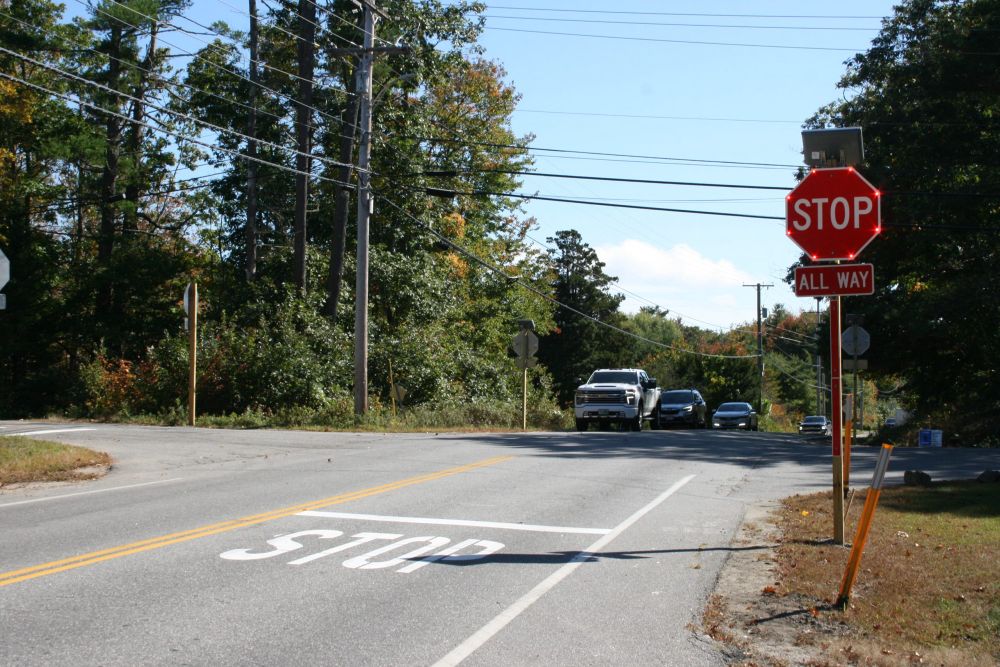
[[661, 390, 696, 403]]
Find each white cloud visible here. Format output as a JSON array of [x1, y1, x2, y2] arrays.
[[595, 239, 756, 288], [593, 239, 761, 329]]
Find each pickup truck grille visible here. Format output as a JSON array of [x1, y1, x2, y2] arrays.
[[577, 391, 627, 404]]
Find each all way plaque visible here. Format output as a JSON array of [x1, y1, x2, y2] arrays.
[[794, 263, 874, 298]]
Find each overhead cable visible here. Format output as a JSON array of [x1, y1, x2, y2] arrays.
[[376, 191, 761, 360], [0, 46, 357, 178], [486, 27, 866, 52], [0, 70, 352, 186]]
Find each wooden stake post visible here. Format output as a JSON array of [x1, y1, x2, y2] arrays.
[[837, 443, 894, 607], [187, 282, 197, 427]]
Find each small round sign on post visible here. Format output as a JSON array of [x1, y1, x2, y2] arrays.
[[842, 325, 870, 357], [786, 167, 881, 261]]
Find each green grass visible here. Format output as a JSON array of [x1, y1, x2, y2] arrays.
[[0, 436, 112, 486]]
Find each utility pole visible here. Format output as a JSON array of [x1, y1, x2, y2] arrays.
[[342, 1, 408, 415], [743, 282, 773, 416], [185, 282, 198, 427], [353, 2, 376, 415]]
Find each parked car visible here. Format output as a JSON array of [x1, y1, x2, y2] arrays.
[[655, 389, 708, 429], [798, 415, 832, 435], [712, 402, 759, 431]]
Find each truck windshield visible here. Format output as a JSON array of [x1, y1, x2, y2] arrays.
[[588, 371, 638, 384]]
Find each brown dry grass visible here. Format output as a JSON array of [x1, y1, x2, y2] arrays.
[[0, 436, 111, 486], [705, 482, 1000, 666]]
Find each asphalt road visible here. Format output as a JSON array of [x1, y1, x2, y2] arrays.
[[1, 422, 996, 666]]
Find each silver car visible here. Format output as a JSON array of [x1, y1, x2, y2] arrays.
[[712, 402, 759, 431], [798, 415, 832, 435]]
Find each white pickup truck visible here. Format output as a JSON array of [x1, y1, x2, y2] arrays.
[[573, 368, 660, 431]]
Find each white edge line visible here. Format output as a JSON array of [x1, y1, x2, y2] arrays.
[[432, 474, 697, 667], [1, 428, 98, 437], [0, 478, 182, 508], [296, 511, 611, 535]]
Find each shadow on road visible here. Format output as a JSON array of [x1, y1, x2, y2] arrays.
[[437, 429, 832, 474], [408, 543, 778, 567], [434, 430, 999, 484]]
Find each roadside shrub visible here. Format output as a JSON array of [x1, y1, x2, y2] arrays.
[[78, 354, 140, 418]]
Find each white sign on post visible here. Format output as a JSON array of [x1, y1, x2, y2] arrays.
[[0, 248, 9, 311], [0, 248, 9, 290], [183, 282, 192, 330], [842, 325, 870, 357]]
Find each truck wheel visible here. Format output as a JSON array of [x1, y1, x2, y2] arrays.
[[575, 419, 588, 432], [632, 405, 643, 431]]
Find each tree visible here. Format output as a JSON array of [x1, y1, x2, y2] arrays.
[[801, 0, 1000, 440], [537, 230, 627, 403]]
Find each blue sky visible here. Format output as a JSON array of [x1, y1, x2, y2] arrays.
[[467, 0, 898, 330]]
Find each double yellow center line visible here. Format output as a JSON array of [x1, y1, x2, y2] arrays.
[[0, 454, 512, 587]]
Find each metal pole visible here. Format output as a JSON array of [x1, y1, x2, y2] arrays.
[[187, 282, 197, 427], [815, 297, 822, 414], [522, 368, 528, 431], [830, 296, 845, 544], [353, 3, 376, 416]]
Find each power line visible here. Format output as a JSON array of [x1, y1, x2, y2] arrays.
[[0, 9, 308, 138], [485, 14, 881, 32], [413, 135, 800, 168], [100, 0, 349, 92], [486, 27, 867, 52], [515, 108, 800, 124], [75, 0, 354, 131], [0, 46, 357, 178], [0, 70, 350, 186], [376, 191, 760, 360], [519, 232, 732, 331], [418, 169, 790, 191], [482, 7, 885, 20], [414, 183, 784, 221]]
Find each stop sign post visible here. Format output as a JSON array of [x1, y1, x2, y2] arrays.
[[786, 167, 881, 261], [786, 165, 881, 547]]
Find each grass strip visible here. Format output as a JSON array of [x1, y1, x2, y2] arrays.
[[0, 436, 111, 486], [775, 481, 999, 664]]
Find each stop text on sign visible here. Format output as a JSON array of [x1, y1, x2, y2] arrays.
[[789, 196, 874, 231], [785, 167, 881, 261], [794, 263, 875, 297]]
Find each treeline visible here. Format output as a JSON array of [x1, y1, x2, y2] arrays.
[[0, 0, 795, 426], [1, 1, 996, 441]]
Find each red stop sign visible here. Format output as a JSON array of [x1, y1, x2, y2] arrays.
[[785, 167, 881, 261]]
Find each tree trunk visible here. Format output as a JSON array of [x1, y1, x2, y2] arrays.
[[324, 74, 359, 319], [123, 21, 158, 235], [292, 0, 317, 292], [96, 25, 123, 320]]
